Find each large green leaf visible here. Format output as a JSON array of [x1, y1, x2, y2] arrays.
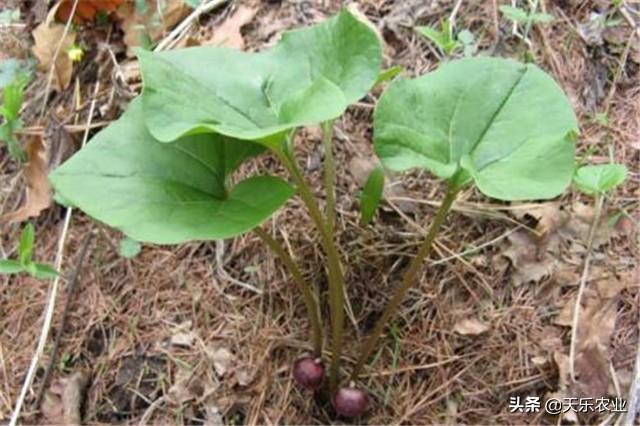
[[49, 100, 294, 244], [374, 57, 578, 201], [138, 9, 382, 146]]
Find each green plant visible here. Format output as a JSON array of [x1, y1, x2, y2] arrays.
[[568, 163, 627, 379], [49, 15, 580, 416], [0, 224, 59, 279], [50, 10, 382, 395], [416, 20, 476, 58], [0, 75, 27, 161], [573, 163, 627, 196], [500, 1, 554, 44], [350, 57, 578, 381], [359, 165, 385, 226]]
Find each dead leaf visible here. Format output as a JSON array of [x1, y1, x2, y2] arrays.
[[208, 347, 234, 377], [501, 230, 556, 286], [1, 137, 53, 223], [32, 6, 76, 91], [553, 287, 621, 399], [349, 156, 378, 186], [167, 368, 208, 405], [502, 201, 618, 286], [234, 366, 256, 387], [171, 331, 196, 347], [40, 371, 90, 426], [453, 318, 490, 335], [204, 406, 224, 426], [511, 202, 568, 238], [574, 344, 610, 397], [56, 0, 125, 23], [560, 202, 612, 251], [205, 5, 257, 49], [117, 0, 191, 55]]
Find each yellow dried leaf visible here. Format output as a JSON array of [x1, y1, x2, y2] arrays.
[[453, 318, 490, 335], [31, 8, 76, 91]]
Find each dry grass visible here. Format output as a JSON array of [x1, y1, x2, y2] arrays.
[[1, 0, 638, 424]]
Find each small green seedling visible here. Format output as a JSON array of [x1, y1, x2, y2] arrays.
[[119, 236, 142, 259], [500, 3, 553, 45], [416, 20, 476, 58], [351, 56, 578, 381], [568, 162, 627, 380], [0, 75, 27, 161], [359, 165, 385, 226], [0, 224, 59, 279], [573, 163, 627, 196], [374, 66, 404, 87]]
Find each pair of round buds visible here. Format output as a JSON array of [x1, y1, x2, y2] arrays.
[[292, 356, 368, 418]]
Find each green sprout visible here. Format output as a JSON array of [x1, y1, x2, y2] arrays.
[[416, 20, 476, 58], [0, 224, 59, 279]]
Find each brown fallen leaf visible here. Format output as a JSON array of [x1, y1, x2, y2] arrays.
[[553, 283, 623, 400], [56, 0, 125, 23], [453, 317, 490, 335], [234, 365, 256, 387], [501, 201, 620, 286], [167, 368, 210, 405], [32, 6, 76, 91], [40, 371, 90, 426], [205, 5, 257, 49], [574, 344, 611, 397], [511, 202, 568, 238], [208, 346, 234, 377], [1, 137, 53, 223], [501, 230, 557, 286], [117, 0, 191, 55], [560, 202, 612, 252], [204, 406, 225, 426]]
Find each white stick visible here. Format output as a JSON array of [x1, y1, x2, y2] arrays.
[[10, 81, 100, 426], [449, 0, 464, 28]]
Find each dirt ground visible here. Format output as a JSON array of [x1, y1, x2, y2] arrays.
[[1, 0, 639, 424]]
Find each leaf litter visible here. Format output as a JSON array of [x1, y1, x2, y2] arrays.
[[204, 4, 257, 49], [0, 136, 52, 223], [498, 201, 623, 286]]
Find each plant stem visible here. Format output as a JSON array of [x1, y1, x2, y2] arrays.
[[350, 183, 460, 380], [569, 193, 604, 380], [274, 144, 346, 392], [254, 227, 323, 356], [322, 121, 336, 233]]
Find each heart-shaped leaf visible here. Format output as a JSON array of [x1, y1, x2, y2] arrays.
[[138, 9, 382, 146], [374, 57, 578, 200], [49, 100, 294, 244], [573, 164, 627, 195]]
